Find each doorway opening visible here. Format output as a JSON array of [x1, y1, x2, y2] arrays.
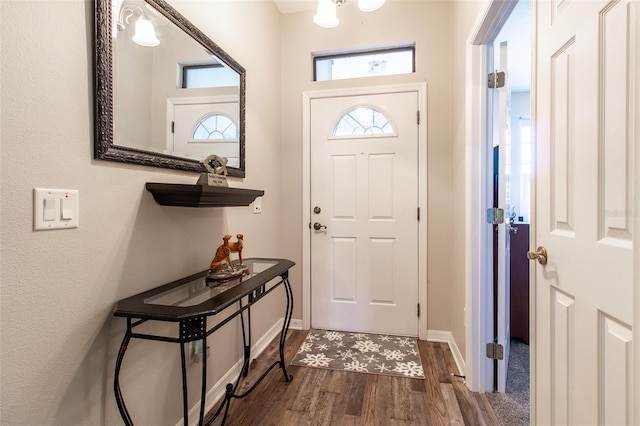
[[301, 83, 429, 340], [486, 0, 532, 423]]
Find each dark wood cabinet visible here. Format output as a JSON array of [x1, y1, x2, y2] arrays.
[[510, 223, 530, 344]]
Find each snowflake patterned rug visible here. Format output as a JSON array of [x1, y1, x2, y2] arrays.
[[290, 329, 424, 379]]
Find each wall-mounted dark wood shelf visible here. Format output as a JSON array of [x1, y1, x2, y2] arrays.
[[145, 183, 264, 207]]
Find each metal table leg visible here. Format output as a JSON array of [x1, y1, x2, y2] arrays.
[[179, 341, 189, 423], [205, 278, 295, 425], [114, 319, 134, 426], [198, 321, 208, 425], [278, 276, 294, 382]]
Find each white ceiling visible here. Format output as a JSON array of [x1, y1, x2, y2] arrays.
[[273, 0, 316, 14]]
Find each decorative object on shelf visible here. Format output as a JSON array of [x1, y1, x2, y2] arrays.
[[197, 154, 229, 187], [210, 234, 233, 272], [208, 233, 248, 283]]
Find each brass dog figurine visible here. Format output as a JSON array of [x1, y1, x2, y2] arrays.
[[209, 233, 245, 272], [228, 234, 244, 265], [210, 234, 233, 272]]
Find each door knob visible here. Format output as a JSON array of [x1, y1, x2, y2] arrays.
[[527, 246, 547, 265], [313, 222, 327, 231]]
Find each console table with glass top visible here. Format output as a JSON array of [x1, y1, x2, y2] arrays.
[[112, 258, 295, 426]]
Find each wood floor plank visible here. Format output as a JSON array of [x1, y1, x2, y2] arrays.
[[451, 379, 488, 426], [320, 370, 350, 420], [475, 393, 500, 426], [334, 414, 361, 426], [210, 331, 499, 426], [308, 388, 338, 426], [360, 374, 391, 425], [440, 341, 463, 378], [390, 378, 424, 423], [410, 376, 426, 393], [344, 371, 367, 416], [440, 383, 465, 425], [276, 408, 308, 425], [418, 340, 449, 425], [437, 341, 490, 425], [430, 342, 453, 384], [409, 389, 430, 424], [288, 366, 328, 413]]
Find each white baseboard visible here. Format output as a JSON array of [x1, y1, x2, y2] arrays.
[[178, 317, 297, 426], [427, 329, 467, 378], [289, 318, 304, 330]]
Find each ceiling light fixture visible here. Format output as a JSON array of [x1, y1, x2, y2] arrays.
[[314, 0, 386, 28], [117, 4, 160, 47], [357, 0, 386, 12]]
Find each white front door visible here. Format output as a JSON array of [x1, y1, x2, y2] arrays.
[[534, 0, 637, 424], [310, 91, 420, 336]]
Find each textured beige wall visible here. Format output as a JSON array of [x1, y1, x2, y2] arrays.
[[0, 1, 282, 425]]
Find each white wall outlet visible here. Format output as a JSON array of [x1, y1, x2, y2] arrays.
[[33, 188, 79, 231], [252, 196, 262, 214]]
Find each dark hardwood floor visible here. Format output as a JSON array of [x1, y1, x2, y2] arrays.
[[206, 330, 499, 425]]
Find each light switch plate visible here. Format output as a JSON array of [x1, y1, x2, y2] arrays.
[[33, 188, 79, 231]]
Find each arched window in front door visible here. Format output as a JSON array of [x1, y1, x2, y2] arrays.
[[332, 107, 395, 137], [192, 113, 238, 140]]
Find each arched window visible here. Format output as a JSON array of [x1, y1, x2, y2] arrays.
[[333, 107, 394, 137], [192, 114, 238, 140]]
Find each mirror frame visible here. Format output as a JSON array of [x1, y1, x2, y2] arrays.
[[94, 0, 246, 177]]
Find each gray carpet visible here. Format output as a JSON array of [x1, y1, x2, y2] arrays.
[[486, 339, 530, 425]]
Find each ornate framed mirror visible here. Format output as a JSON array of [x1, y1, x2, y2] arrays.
[[94, 0, 246, 177]]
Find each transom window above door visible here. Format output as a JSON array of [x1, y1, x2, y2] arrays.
[[332, 107, 396, 137], [313, 44, 415, 82]]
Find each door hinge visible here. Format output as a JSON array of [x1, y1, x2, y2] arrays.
[[488, 71, 506, 89], [417, 207, 420, 221], [486, 342, 504, 360], [171, 121, 175, 133], [486, 207, 505, 225], [417, 303, 421, 318], [417, 110, 420, 125]]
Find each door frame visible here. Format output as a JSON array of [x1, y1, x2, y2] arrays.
[[301, 83, 429, 340], [462, 0, 531, 400], [635, 11, 640, 418]]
